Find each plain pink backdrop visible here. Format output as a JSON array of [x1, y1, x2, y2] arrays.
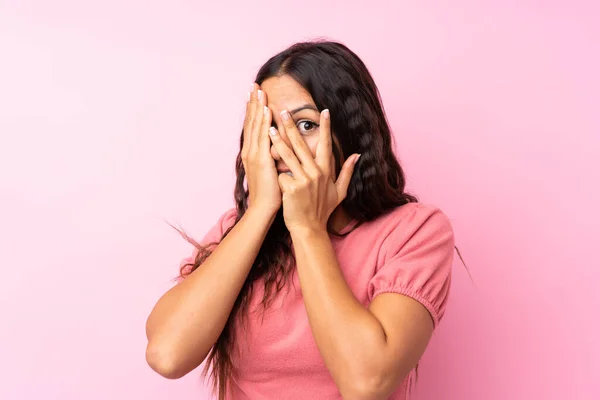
[[1, 1, 598, 399]]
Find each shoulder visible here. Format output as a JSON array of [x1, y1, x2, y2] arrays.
[[369, 203, 455, 266], [369, 202, 454, 243], [217, 207, 239, 231], [197, 207, 238, 246]]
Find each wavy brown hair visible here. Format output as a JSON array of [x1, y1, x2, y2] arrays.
[[180, 40, 417, 399]]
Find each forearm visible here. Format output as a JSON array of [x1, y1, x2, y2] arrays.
[[146, 207, 275, 378], [291, 228, 390, 399]]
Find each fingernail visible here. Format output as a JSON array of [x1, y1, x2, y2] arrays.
[[354, 154, 361, 165], [322, 109, 330, 120], [263, 106, 268, 116], [246, 92, 251, 102], [269, 127, 278, 136], [250, 83, 255, 92], [258, 90, 263, 100], [280, 110, 290, 121]]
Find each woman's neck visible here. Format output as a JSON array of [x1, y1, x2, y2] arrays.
[[328, 206, 353, 234]]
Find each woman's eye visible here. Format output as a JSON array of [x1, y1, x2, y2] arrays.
[[297, 120, 319, 135]]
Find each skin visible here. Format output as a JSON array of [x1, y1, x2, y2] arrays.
[[146, 76, 434, 400]]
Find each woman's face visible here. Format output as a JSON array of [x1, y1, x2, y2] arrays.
[[261, 75, 322, 173]]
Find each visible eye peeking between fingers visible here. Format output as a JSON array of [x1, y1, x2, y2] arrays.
[[297, 119, 319, 135]]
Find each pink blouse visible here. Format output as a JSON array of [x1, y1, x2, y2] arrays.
[[180, 202, 455, 399]]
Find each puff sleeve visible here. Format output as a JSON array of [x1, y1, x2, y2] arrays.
[[178, 208, 238, 276], [368, 205, 455, 328]]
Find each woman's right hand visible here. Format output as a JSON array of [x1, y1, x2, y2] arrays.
[[241, 84, 281, 216]]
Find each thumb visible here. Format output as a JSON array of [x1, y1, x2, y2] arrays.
[[335, 154, 361, 200]]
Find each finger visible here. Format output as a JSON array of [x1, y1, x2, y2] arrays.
[[244, 83, 257, 142], [335, 154, 361, 200], [279, 110, 316, 168], [243, 83, 257, 148], [269, 126, 306, 179], [277, 172, 295, 193], [315, 109, 332, 176], [249, 89, 266, 152], [259, 104, 272, 154]]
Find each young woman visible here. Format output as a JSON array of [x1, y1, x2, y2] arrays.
[[146, 41, 455, 400]]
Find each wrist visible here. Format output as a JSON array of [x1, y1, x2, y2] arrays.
[[245, 205, 278, 225], [289, 225, 328, 240]]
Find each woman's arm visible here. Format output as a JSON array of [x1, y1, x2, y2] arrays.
[[146, 84, 280, 379], [145, 208, 275, 379], [291, 228, 434, 400], [268, 110, 443, 399]]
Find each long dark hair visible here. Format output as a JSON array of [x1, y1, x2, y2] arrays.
[[180, 40, 417, 399]]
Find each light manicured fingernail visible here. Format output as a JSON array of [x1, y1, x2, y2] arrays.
[[247, 92, 251, 102], [322, 109, 330, 120], [258, 90, 263, 100], [250, 83, 255, 92], [280, 110, 290, 121], [269, 127, 278, 136], [263, 106, 268, 116], [354, 154, 361, 165]]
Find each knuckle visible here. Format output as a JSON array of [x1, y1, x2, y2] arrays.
[[248, 124, 257, 136], [298, 178, 309, 188], [249, 148, 260, 159]]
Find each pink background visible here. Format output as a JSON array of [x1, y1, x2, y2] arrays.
[[1, 1, 598, 399]]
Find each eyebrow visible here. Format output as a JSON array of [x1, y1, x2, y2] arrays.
[[289, 104, 319, 115]]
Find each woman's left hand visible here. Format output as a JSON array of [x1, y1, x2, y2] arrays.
[[269, 109, 360, 233]]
